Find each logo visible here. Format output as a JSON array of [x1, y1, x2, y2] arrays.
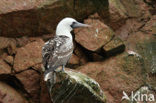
[[122, 91, 155, 102]]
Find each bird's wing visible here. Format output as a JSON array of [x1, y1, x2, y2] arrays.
[[42, 37, 55, 71], [42, 36, 71, 72]]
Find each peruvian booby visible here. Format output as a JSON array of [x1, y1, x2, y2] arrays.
[[42, 17, 89, 81]]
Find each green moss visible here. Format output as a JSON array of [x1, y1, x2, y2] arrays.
[[49, 70, 106, 103]]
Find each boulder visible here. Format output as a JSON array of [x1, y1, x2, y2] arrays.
[[100, 0, 151, 30], [16, 70, 40, 103], [68, 54, 80, 65], [78, 53, 146, 103], [75, 15, 114, 52], [0, 59, 11, 74], [141, 15, 156, 34], [13, 39, 44, 72], [4, 56, 14, 66], [0, 0, 108, 37], [115, 19, 145, 40], [0, 37, 16, 49], [67, 54, 80, 68], [0, 81, 29, 103], [47, 69, 106, 103], [103, 36, 125, 56]]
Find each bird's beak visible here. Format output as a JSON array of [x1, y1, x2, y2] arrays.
[[72, 22, 90, 28]]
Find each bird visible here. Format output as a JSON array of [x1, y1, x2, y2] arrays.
[[42, 17, 89, 81]]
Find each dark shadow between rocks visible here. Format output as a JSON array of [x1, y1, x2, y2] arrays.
[[0, 74, 31, 100]]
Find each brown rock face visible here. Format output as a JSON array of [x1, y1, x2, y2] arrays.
[[103, 37, 125, 56], [0, 37, 16, 49], [0, 81, 29, 103], [0, 59, 11, 74], [75, 15, 114, 51], [78, 53, 145, 103], [13, 39, 44, 72], [4, 56, 14, 66], [68, 54, 80, 66], [141, 15, 156, 34], [16, 70, 40, 103], [0, 0, 155, 103], [0, 0, 107, 37]]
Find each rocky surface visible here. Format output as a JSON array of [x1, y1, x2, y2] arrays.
[[0, 0, 155, 103], [0, 81, 29, 103], [13, 39, 44, 72], [75, 14, 114, 52], [16, 70, 40, 103], [0, 59, 11, 74], [78, 53, 146, 103], [47, 69, 106, 103], [0, 0, 108, 37]]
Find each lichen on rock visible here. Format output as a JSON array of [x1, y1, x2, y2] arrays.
[[47, 70, 106, 103]]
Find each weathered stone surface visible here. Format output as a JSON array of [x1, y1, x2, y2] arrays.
[[75, 15, 114, 51], [0, 37, 16, 49], [115, 19, 145, 40], [13, 39, 44, 72], [141, 15, 156, 34], [67, 54, 80, 68], [0, 59, 11, 74], [108, 0, 128, 29], [103, 36, 125, 55], [104, 0, 151, 30], [47, 70, 106, 103], [0, 0, 109, 37], [78, 53, 145, 103], [68, 54, 80, 65], [16, 70, 40, 103], [4, 56, 14, 66], [0, 81, 29, 103], [109, 0, 150, 18]]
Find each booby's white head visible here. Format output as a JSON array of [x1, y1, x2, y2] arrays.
[[56, 17, 89, 38]]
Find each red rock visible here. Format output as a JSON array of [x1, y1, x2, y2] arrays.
[[0, 0, 100, 37], [0, 37, 16, 49], [16, 70, 40, 103], [103, 37, 125, 56], [4, 56, 14, 66], [13, 39, 44, 72], [15, 36, 30, 47], [32, 63, 43, 73], [0, 59, 11, 74], [108, 0, 127, 30], [75, 15, 114, 51], [0, 81, 29, 103], [141, 15, 156, 34], [115, 19, 144, 40], [68, 54, 80, 65], [78, 53, 145, 103], [101, 0, 151, 30]]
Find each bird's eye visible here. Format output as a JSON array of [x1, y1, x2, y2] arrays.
[[71, 22, 76, 28], [72, 22, 76, 25]]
